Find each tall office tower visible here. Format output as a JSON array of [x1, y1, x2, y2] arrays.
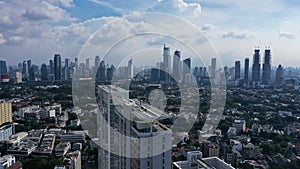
[[162, 44, 171, 82], [28, 65, 36, 81], [49, 60, 54, 74], [173, 50, 181, 80], [275, 64, 284, 85], [106, 65, 115, 82], [41, 63, 48, 81], [0, 60, 7, 77], [262, 48, 272, 85], [95, 56, 100, 68], [49, 60, 54, 81], [128, 59, 133, 78], [97, 61, 106, 81], [244, 58, 249, 81], [183, 58, 191, 82], [94, 56, 100, 75], [54, 54, 62, 81], [98, 85, 172, 169], [163, 44, 171, 69], [211, 58, 217, 79], [22, 61, 27, 75], [75, 58, 78, 70], [234, 61, 241, 80], [86, 58, 90, 70], [252, 48, 261, 83], [18, 63, 22, 72], [0, 103, 12, 126], [183, 58, 191, 74], [27, 60, 32, 73], [64, 58, 70, 80], [203, 67, 208, 77]]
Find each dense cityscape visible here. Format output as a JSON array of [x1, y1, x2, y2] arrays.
[[0, 43, 300, 169]]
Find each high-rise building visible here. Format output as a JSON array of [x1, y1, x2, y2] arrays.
[[275, 64, 284, 85], [211, 58, 217, 79], [183, 58, 191, 75], [94, 56, 100, 75], [54, 54, 62, 81], [0, 60, 7, 77], [262, 48, 272, 85], [98, 85, 172, 169], [28, 65, 36, 81], [0, 103, 12, 126], [27, 60, 32, 74], [128, 59, 133, 78], [64, 58, 70, 80], [234, 61, 241, 80], [95, 56, 100, 68], [252, 48, 261, 83], [49, 60, 54, 81], [106, 65, 115, 82], [244, 58, 249, 82], [183, 58, 191, 83], [97, 61, 106, 81], [41, 63, 48, 81], [173, 50, 181, 80], [163, 44, 171, 69], [22, 61, 27, 76]]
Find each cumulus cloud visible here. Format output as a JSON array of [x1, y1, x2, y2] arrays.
[[0, 33, 6, 44], [201, 24, 216, 31], [222, 31, 253, 39], [0, 0, 79, 48], [21, 11, 52, 21], [279, 31, 295, 39], [147, 0, 201, 19]]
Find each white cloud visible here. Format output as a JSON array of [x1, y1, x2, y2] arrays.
[[222, 31, 253, 39], [0, 0, 77, 46], [0, 33, 6, 44], [279, 31, 295, 39], [201, 24, 216, 31], [147, 0, 201, 19]]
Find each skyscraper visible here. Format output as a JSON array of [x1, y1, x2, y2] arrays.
[[49, 60, 54, 81], [95, 56, 100, 68], [94, 56, 100, 76], [98, 85, 172, 169], [211, 58, 217, 79], [262, 48, 272, 85], [275, 64, 284, 85], [97, 61, 106, 81], [54, 54, 62, 81], [128, 59, 133, 78], [0, 60, 7, 77], [252, 48, 261, 83], [0, 103, 12, 126], [163, 44, 171, 69], [64, 58, 70, 80], [173, 50, 181, 80], [22, 61, 27, 76], [41, 63, 48, 81], [235, 61, 241, 80], [27, 60, 32, 74], [244, 58, 249, 82], [183, 58, 191, 75]]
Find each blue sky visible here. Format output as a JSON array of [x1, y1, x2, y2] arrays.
[[0, 0, 300, 67]]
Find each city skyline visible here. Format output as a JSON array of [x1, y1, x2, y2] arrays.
[[0, 1, 300, 66]]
